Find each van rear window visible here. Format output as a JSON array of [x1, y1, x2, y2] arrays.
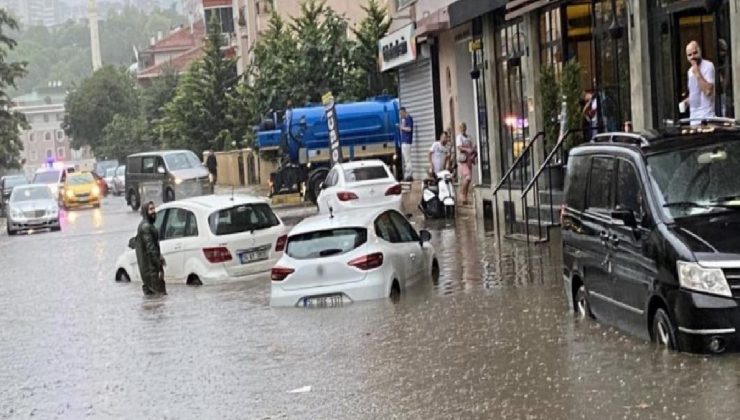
[[286, 228, 367, 259], [33, 171, 61, 184], [208, 203, 280, 235]]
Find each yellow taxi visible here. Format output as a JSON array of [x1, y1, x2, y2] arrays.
[[60, 172, 101, 209]]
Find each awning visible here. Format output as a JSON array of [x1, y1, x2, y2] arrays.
[[415, 8, 449, 38], [505, 0, 559, 20], [448, 0, 506, 27]]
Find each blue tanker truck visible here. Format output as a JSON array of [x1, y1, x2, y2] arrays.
[[255, 96, 401, 203]]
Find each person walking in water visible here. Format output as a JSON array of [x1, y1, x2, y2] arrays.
[[135, 201, 166, 296]]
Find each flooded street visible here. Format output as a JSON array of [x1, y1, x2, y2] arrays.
[[2, 197, 740, 419]]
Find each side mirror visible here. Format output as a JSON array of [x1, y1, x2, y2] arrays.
[[419, 229, 432, 243], [157, 166, 166, 174], [611, 209, 637, 228]]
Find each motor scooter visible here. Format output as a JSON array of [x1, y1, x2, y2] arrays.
[[419, 170, 455, 219]]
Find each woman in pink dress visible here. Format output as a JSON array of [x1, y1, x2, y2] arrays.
[[455, 122, 476, 205]]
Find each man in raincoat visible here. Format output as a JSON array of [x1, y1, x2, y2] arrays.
[[135, 201, 167, 296]]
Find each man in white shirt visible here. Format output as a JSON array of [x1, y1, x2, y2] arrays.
[[681, 41, 715, 124], [428, 131, 450, 175]]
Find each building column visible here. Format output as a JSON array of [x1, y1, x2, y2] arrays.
[[731, 0, 740, 117], [485, 14, 503, 186], [522, 11, 543, 166], [629, 0, 653, 131]]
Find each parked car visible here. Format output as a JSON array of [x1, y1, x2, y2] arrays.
[[270, 207, 438, 307], [95, 159, 119, 180], [6, 184, 60, 235], [316, 160, 402, 214], [111, 165, 126, 196], [1, 174, 28, 217], [561, 119, 740, 354], [124, 150, 210, 211], [104, 168, 116, 191], [60, 172, 101, 209], [114, 195, 287, 285]]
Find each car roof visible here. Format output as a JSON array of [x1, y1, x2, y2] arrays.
[[159, 194, 270, 212], [14, 184, 50, 191], [127, 150, 194, 158], [337, 159, 387, 170], [289, 207, 390, 236]]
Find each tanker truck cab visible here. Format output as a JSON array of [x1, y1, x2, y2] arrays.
[[125, 150, 211, 211]]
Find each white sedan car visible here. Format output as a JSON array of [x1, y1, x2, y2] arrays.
[[270, 207, 438, 307], [316, 160, 402, 214], [115, 195, 287, 285]]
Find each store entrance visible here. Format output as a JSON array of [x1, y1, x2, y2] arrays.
[[650, 1, 733, 126]]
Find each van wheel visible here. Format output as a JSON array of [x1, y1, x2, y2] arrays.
[[164, 188, 175, 203], [129, 191, 140, 211], [186, 274, 202, 286], [575, 285, 593, 320], [652, 308, 677, 350]]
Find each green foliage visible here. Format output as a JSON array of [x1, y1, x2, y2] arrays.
[[156, 15, 240, 156], [98, 115, 153, 161], [0, 10, 29, 171], [141, 67, 179, 128], [539, 60, 583, 153], [561, 59, 583, 150], [7, 6, 185, 95], [346, 0, 396, 100], [63, 66, 140, 153], [539, 64, 559, 154]]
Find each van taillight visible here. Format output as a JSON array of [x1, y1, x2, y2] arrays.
[[275, 234, 288, 252], [348, 252, 384, 270], [203, 247, 232, 263], [271, 266, 294, 281], [385, 184, 402, 196], [337, 191, 359, 201]]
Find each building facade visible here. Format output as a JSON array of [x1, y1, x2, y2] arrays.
[[385, 0, 740, 231]]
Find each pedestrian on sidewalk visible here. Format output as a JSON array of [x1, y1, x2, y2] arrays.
[[428, 130, 450, 176], [456, 122, 476, 206], [399, 107, 414, 181], [134, 201, 166, 296], [206, 149, 218, 192], [680, 40, 715, 124]]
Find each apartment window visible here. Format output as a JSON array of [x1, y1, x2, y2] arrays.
[[31, 150, 38, 162], [29, 133, 35, 142], [43, 114, 49, 123], [46, 149, 53, 159], [57, 130, 64, 141], [204, 7, 234, 34], [395, 0, 415, 11], [45, 132, 52, 141], [57, 148, 65, 159]]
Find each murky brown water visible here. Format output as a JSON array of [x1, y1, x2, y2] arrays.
[[1, 198, 739, 419]]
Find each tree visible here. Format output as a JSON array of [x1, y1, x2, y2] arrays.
[[63, 66, 140, 155], [98, 115, 154, 161], [0, 10, 28, 172], [346, 0, 396, 100], [156, 15, 240, 155]]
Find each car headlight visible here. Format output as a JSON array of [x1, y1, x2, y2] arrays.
[[66, 189, 75, 198], [47, 205, 58, 214], [92, 185, 100, 196], [174, 177, 183, 185], [10, 208, 22, 218], [677, 261, 732, 297]]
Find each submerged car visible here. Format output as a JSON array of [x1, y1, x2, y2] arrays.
[[316, 160, 402, 214], [562, 119, 740, 354], [61, 172, 101, 209], [270, 207, 438, 307], [6, 184, 60, 235], [114, 195, 287, 285]]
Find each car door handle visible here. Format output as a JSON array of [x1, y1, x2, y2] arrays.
[[409, 253, 417, 261], [174, 244, 182, 251]]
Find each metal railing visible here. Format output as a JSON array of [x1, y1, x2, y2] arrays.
[[491, 131, 544, 236], [520, 129, 578, 242]]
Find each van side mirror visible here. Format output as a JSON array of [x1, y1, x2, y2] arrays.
[[419, 229, 432, 243], [157, 166, 165, 174], [611, 209, 637, 228]]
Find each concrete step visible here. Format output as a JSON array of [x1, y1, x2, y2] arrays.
[[525, 204, 561, 224], [503, 218, 558, 243]]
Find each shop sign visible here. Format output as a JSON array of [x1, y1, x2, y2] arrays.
[[378, 24, 416, 72], [322, 91, 342, 166]]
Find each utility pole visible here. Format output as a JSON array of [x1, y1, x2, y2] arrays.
[[88, 0, 102, 71]]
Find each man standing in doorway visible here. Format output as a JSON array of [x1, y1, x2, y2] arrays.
[[206, 148, 218, 192], [681, 40, 716, 124], [399, 107, 414, 181]]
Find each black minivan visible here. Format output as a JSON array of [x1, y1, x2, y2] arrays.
[[562, 120, 740, 354]]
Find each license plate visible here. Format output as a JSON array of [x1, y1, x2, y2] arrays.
[[77, 197, 88, 202], [238, 249, 268, 264], [301, 294, 344, 308]]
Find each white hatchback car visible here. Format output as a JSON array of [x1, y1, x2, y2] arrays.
[[115, 195, 287, 285], [270, 207, 438, 307], [316, 160, 401, 214]]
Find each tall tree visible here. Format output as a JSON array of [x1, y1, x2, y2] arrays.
[[347, 0, 396, 100], [98, 115, 154, 162], [0, 10, 28, 172], [157, 15, 239, 155], [63, 65, 140, 155]]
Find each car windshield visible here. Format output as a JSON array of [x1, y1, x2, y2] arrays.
[[165, 152, 201, 171], [3, 176, 27, 189], [11, 186, 52, 202], [106, 168, 116, 177], [648, 139, 740, 218], [116, 166, 125, 176], [343, 166, 389, 182], [68, 173, 94, 185], [208, 203, 280, 235], [286, 227, 367, 259], [33, 170, 61, 184]]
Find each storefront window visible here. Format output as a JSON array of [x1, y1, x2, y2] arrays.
[[472, 18, 491, 185], [540, 7, 563, 68], [496, 20, 529, 182]]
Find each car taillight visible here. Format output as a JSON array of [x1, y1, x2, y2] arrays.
[[385, 184, 402, 196], [336, 191, 359, 201], [203, 247, 232, 263], [271, 266, 294, 281], [348, 252, 384, 271], [275, 234, 287, 252]]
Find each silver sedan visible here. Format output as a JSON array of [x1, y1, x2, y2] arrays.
[[6, 184, 61, 235]]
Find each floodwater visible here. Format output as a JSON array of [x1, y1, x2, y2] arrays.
[[1, 198, 739, 419]]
